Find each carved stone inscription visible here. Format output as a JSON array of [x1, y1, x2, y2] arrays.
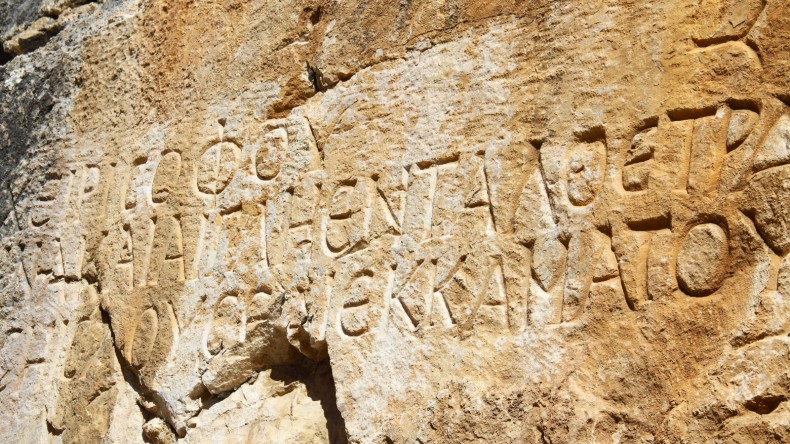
[[2, 1, 790, 441], [10, 97, 786, 438], [82, 100, 787, 355]]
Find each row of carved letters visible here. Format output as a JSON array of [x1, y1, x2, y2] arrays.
[[21, 106, 784, 339]]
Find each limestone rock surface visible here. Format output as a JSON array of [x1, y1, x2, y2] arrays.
[[0, 0, 789, 443]]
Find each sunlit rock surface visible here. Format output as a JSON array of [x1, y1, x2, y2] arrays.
[[1, 0, 789, 442]]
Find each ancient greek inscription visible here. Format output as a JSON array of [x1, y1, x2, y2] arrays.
[[93, 103, 790, 345], [197, 142, 240, 197], [676, 223, 730, 296], [256, 127, 285, 180], [130, 308, 158, 369], [567, 141, 606, 206], [151, 151, 182, 203]]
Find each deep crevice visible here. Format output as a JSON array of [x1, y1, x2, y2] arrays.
[[270, 358, 349, 444], [0, 45, 12, 65], [46, 419, 64, 436], [306, 62, 327, 93], [744, 395, 785, 415]]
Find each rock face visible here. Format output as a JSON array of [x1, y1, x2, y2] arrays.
[[1, 0, 789, 442]]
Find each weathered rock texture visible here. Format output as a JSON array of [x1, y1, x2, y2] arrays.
[[1, 0, 789, 442]]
